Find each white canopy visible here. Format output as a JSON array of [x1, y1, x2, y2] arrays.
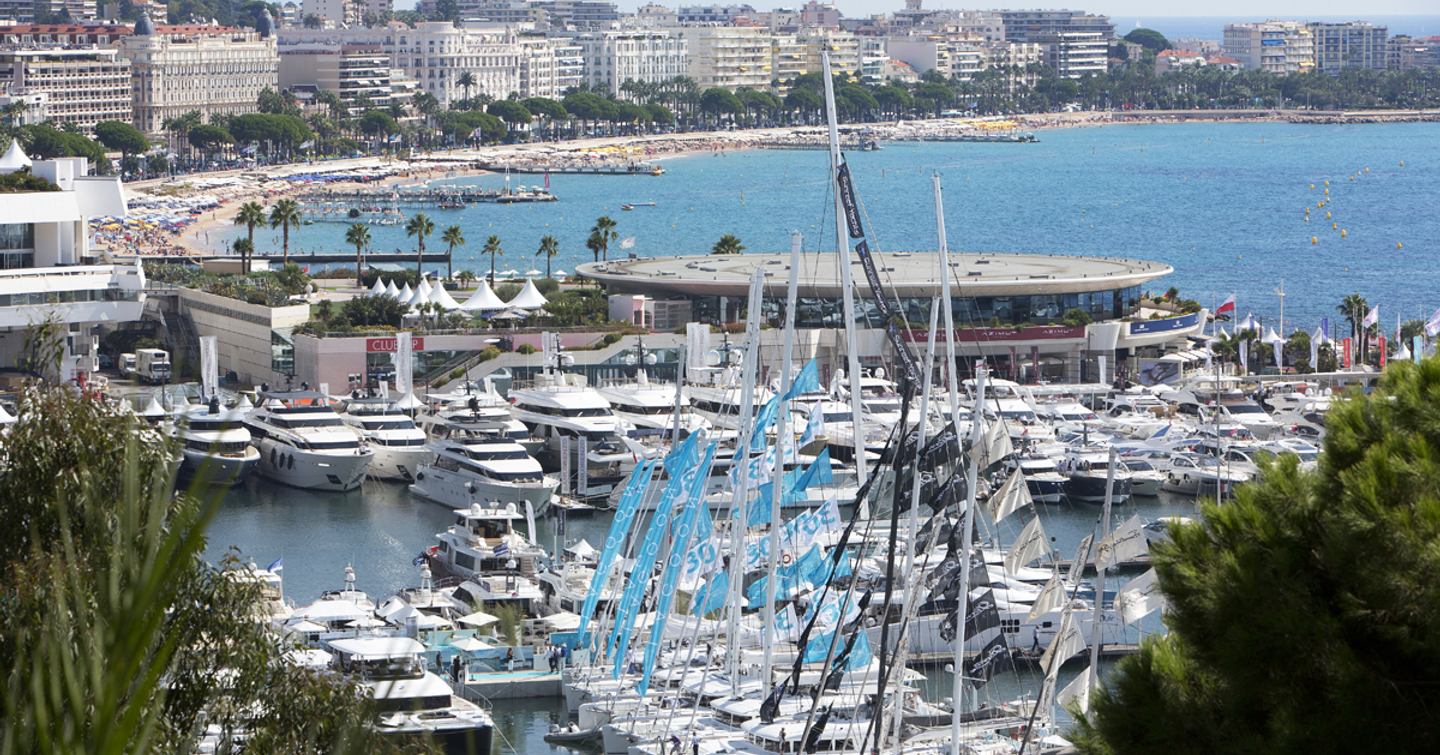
[[329, 636, 426, 659], [391, 391, 425, 410], [1263, 327, 1284, 346], [448, 635, 493, 652], [384, 603, 453, 629], [282, 619, 328, 634], [370, 278, 387, 296], [429, 284, 465, 311], [541, 611, 582, 631], [460, 281, 507, 311], [506, 279, 549, 309], [140, 393, 167, 418], [384, 280, 401, 299], [457, 610, 499, 628], [397, 282, 414, 304], [564, 539, 598, 560], [234, 393, 254, 411], [0, 141, 32, 171], [410, 279, 433, 307]]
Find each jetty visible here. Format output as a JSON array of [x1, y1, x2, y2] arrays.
[[295, 184, 556, 209], [475, 161, 664, 176]]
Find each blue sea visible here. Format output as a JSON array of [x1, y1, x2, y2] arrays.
[[222, 121, 1440, 335]]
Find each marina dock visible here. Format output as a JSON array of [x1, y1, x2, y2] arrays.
[[475, 162, 665, 176], [459, 670, 563, 701]]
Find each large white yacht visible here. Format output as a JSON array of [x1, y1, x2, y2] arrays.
[[509, 372, 623, 453], [174, 399, 259, 485], [324, 635, 494, 749], [409, 418, 557, 510], [596, 370, 708, 440], [427, 502, 547, 616], [339, 396, 433, 482], [244, 390, 373, 491]]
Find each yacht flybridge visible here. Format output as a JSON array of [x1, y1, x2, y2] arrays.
[[340, 396, 432, 481], [409, 418, 557, 510], [244, 390, 373, 491]]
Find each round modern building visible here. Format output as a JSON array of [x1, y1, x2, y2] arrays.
[[579, 251, 1206, 383]]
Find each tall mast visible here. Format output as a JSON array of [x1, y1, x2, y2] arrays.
[[934, 174, 960, 422], [761, 231, 803, 690], [724, 268, 765, 696], [821, 51, 870, 508], [1088, 447, 1118, 696], [951, 366, 987, 755]]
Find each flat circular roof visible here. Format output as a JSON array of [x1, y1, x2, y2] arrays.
[[578, 252, 1172, 299]]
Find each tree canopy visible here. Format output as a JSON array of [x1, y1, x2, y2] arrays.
[[1123, 28, 1172, 53], [94, 120, 149, 156], [1075, 356, 1440, 753]]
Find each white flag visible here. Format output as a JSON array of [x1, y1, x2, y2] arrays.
[[1027, 571, 1067, 622], [199, 335, 218, 399], [1115, 568, 1165, 625], [620, 236, 636, 249], [977, 419, 1013, 469], [1057, 665, 1093, 714], [1004, 516, 1048, 574], [987, 468, 1032, 523], [1095, 515, 1148, 572], [1426, 308, 1440, 338], [1040, 607, 1087, 670], [1362, 304, 1379, 329], [799, 400, 824, 448]]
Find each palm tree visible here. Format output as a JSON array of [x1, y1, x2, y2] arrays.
[[456, 270, 476, 289], [268, 199, 302, 264], [457, 72, 476, 104], [233, 201, 266, 273], [536, 235, 559, 279], [590, 215, 618, 262], [230, 238, 253, 275], [1338, 293, 1369, 342], [483, 235, 503, 286], [405, 212, 435, 281], [711, 234, 745, 255], [441, 225, 465, 281], [345, 223, 370, 287]]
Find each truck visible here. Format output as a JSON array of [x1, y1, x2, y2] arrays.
[[134, 348, 172, 384], [118, 353, 137, 377]]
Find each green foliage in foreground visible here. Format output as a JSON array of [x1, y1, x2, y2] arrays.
[[0, 382, 422, 753], [1074, 357, 1440, 753], [145, 262, 311, 307]]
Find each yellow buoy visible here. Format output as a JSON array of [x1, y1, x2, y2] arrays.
[[1332, 222, 1339, 229], [1312, 236, 1319, 244], [1326, 211, 1332, 219], [1341, 229, 1348, 238], [1309, 183, 1316, 189], [1324, 188, 1329, 195], [1324, 180, 1330, 186], [1397, 242, 1404, 249]]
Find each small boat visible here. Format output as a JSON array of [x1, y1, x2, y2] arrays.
[[544, 723, 601, 746], [620, 202, 655, 211]]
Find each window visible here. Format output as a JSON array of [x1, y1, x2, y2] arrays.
[[0, 223, 34, 252]]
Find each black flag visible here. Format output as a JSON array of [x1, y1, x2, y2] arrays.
[[759, 680, 787, 724], [803, 706, 833, 753], [964, 634, 1014, 687], [964, 588, 1001, 637]]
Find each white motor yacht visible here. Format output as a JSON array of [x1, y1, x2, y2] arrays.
[[245, 391, 373, 491], [409, 418, 557, 510], [1162, 453, 1250, 498], [324, 636, 494, 749], [509, 372, 624, 459], [427, 502, 548, 616], [341, 396, 432, 482], [597, 370, 708, 440], [1059, 449, 1133, 503], [174, 399, 259, 485]]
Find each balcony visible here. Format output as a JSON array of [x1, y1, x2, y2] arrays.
[[0, 263, 146, 329]]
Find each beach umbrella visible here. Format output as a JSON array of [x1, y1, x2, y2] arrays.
[[448, 635, 491, 653], [370, 278, 387, 297], [497, 268, 520, 279], [429, 284, 465, 311], [552, 269, 568, 280], [505, 279, 549, 310], [524, 269, 542, 277], [457, 611, 499, 628], [460, 281, 508, 312]]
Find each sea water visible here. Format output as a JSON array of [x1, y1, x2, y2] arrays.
[[223, 122, 1440, 331]]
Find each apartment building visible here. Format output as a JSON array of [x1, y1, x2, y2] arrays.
[[680, 26, 770, 89], [1388, 36, 1439, 71], [278, 44, 393, 113], [676, 4, 755, 25], [0, 144, 143, 380], [574, 29, 687, 97], [1308, 21, 1389, 74], [531, 0, 619, 30], [770, 33, 807, 84], [118, 17, 280, 134], [998, 9, 1113, 43], [1222, 21, 1314, 74], [0, 0, 98, 23], [1042, 31, 1107, 78], [798, 28, 859, 76], [0, 48, 131, 130], [517, 35, 584, 98]]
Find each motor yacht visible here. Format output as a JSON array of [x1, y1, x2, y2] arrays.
[[1059, 449, 1133, 504], [597, 370, 708, 440], [409, 418, 556, 510], [174, 399, 259, 485], [427, 502, 548, 616], [1162, 453, 1250, 498], [340, 396, 432, 482], [1006, 454, 1068, 503], [509, 371, 624, 462], [324, 635, 494, 749], [245, 391, 372, 491]]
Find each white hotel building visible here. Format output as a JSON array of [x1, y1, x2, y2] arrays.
[[0, 143, 144, 380], [574, 29, 687, 97]]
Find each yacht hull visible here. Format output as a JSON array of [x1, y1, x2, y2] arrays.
[[409, 464, 557, 509], [1065, 474, 1132, 504], [368, 445, 435, 482], [252, 438, 372, 491], [179, 447, 259, 486]]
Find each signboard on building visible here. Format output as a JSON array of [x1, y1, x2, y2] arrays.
[[1129, 312, 1201, 336], [366, 336, 426, 353], [907, 324, 1086, 343]]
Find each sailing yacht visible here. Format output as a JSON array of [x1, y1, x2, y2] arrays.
[[174, 399, 260, 485], [244, 390, 373, 491], [408, 417, 557, 510], [340, 396, 432, 482]]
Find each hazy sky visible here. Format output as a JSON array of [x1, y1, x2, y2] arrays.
[[605, 1, 1437, 16]]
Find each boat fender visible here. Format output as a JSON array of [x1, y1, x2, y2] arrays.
[[416, 472, 425, 481]]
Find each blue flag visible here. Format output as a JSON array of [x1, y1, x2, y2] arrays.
[[691, 570, 729, 616], [574, 458, 656, 650], [803, 630, 836, 662], [783, 358, 820, 401], [749, 395, 782, 451], [609, 434, 699, 676], [639, 441, 718, 696], [750, 448, 833, 527], [845, 631, 872, 670]]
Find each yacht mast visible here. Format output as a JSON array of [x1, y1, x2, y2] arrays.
[[724, 268, 765, 696], [951, 366, 987, 755], [1088, 447, 1118, 695], [761, 231, 803, 691], [934, 175, 961, 422], [821, 51, 870, 509]]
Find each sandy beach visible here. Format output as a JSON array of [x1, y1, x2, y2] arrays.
[[118, 107, 1438, 260]]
